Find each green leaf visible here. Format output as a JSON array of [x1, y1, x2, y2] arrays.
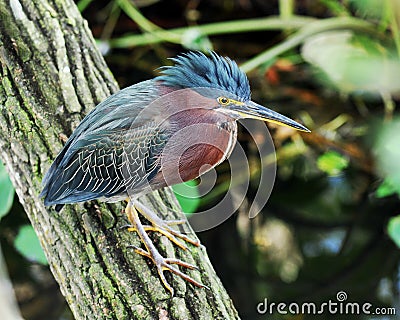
[[388, 215, 400, 248], [181, 28, 213, 51], [77, 0, 94, 12], [172, 180, 200, 215], [320, 0, 350, 16], [14, 225, 48, 265], [376, 178, 400, 198], [373, 118, 400, 199], [0, 161, 14, 221], [301, 31, 400, 95], [349, 0, 386, 19], [317, 151, 349, 176]]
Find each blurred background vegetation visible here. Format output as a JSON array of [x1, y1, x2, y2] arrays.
[[1, 0, 400, 319]]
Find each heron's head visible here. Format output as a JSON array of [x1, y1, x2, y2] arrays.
[[156, 51, 310, 132]]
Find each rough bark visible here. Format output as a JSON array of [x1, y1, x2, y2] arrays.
[[0, 0, 240, 319]]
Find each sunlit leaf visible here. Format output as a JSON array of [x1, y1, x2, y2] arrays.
[[0, 161, 14, 221], [387, 215, 400, 248], [320, 0, 350, 16], [181, 28, 213, 51], [373, 118, 400, 199], [14, 225, 48, 265], [172, 180, 200, 215], [376, 178, 400, 198], [317, 151, 349, 176], [301, 31, 400, 95], [77, 0, 94, 12], [349, 0, 388, 19]]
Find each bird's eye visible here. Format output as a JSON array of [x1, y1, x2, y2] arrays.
[[218, 97, 230, 105]]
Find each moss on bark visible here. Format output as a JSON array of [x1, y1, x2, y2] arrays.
[[0, 0, 240, 319]]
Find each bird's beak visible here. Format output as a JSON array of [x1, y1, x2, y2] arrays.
[[230, 100, 310, 132]]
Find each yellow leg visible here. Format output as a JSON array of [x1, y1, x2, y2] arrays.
[[125, 200, 205, 295], [134, 200, 200, 247], [127, 225, 188, 250]]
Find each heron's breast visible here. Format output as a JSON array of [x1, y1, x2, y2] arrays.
[[151, 110, 237, 187]]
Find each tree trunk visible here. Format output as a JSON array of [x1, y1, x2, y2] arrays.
[[0, 0, 240, 319]]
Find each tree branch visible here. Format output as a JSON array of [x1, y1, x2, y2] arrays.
[[0, 0, 240, 318]]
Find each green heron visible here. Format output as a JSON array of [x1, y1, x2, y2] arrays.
[[41, 51, 309, 294]]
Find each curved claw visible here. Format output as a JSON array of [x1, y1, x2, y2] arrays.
[[119, 223, 133, 230], [154, 254, 207, 296], [128, 245, 152, 259], [134, 201, 200, 247], [125, 201, 206, 295], [129, 240, 206, 295], [164, 258, 198, 270]]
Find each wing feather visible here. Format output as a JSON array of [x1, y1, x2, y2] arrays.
[[41, 80, 169, 206]]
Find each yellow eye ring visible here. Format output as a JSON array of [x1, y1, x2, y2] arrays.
[[218, 97, 230, 105]]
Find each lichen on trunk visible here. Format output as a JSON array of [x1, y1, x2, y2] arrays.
[[0, 0, 240, 319]]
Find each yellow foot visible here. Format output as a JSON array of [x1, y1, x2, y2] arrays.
[[135, 201, 200, 247], [124, 200, 206, 295], [128, 225, 188, 250], [129, 244, 206, 295]]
